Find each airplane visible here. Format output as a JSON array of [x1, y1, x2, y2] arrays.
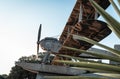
[[16, 0, 113, 78], [36, 0, 112, 64]]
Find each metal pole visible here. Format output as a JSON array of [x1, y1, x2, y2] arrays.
[[41, 52, 50, 64], [36, 73, 44, 79]]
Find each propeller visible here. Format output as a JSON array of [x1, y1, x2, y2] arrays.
[[37, 24, 42, 55]]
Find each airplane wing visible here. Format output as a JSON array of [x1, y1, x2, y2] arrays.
[[58, 0, 111, 57]]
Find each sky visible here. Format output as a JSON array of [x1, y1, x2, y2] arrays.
[[0, 0, 119, 75]]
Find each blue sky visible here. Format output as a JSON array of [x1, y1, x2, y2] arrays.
[[0, 0, 119, 74]]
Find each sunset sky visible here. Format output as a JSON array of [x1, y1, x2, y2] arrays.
[[0, 0, 119, 74]]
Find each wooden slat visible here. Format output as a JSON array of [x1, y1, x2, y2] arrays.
[[59, 20, 111, 56], [58, 0, 111, 57]]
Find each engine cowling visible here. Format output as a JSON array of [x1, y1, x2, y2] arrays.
[[40, 37, 61, 53]]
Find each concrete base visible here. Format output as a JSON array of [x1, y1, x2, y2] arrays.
[[16, 62, 86, 75]]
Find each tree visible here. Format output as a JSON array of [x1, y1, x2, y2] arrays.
[[7, 55, 38, 79], [0, 76, 5, 79], [7, 65, 36, 79]]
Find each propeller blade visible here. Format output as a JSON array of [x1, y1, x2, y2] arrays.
[[37, 24, 42, 43], [37, 44, 39, 54], [37, 24, 42, 54]]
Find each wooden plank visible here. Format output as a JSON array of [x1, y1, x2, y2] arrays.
[[59, 0, 110, 44], [59, 20, 111, 56], [58, 0, 111, 58]]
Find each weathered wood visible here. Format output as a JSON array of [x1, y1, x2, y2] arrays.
[[59, 0, 110, 45], [59, 20, 111, 56], [56, 0, 111, 60], [52, 0, 111, 65]]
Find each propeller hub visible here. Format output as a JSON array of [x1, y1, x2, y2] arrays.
[[40, 37, 61, 53]]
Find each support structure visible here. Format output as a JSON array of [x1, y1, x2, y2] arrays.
[[16, 62, 86, 75]]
